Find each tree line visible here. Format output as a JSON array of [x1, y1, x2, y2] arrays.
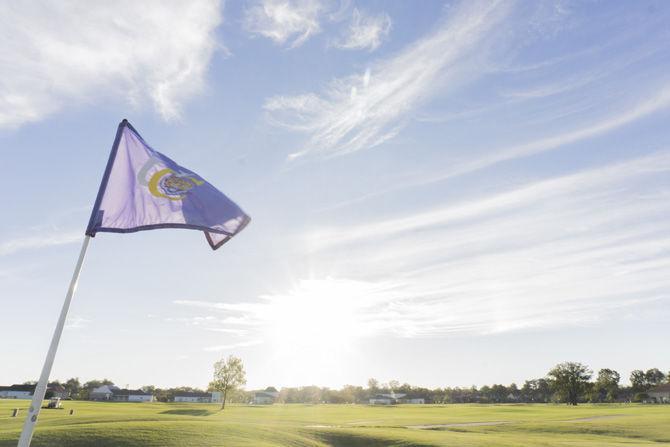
[[35, 361, 669, 405], [254, 364, 667, 405]]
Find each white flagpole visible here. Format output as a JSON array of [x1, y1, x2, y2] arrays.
[[17, 235, 92, 447]]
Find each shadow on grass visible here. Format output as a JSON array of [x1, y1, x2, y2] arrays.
[[313, 431, 434, 447], [159, 409, 215, 417]]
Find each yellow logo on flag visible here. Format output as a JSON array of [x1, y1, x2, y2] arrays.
[[138, 156, 205, 201]]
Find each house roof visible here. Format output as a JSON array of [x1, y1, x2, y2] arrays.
[[254, 391, 279, 398], [649, 383, 670, 393], [372, 393, 407, 399], [0, 384, 37, 392], [91, 385, 117, 394]]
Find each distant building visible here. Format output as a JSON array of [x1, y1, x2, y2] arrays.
[[647, 384, 670, 403], [48, 383, 70, 400], [174, 392, 222, 403], [369, 393, 425, 405], [253, 390, 279, 404], [369, 393, 404, 405], [0, 384, 36, 399], [89, 385, 115, 401], [112, 389, 154, 402], [89, 385, 154, 402], [0, 383, 70, 400]]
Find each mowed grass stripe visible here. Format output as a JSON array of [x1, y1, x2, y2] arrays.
[[1, 401, 669, 446]]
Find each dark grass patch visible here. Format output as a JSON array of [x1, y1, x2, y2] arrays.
[[159, 409, 215, 416], [487, 423, 647, 441], [311, 429, 435, 447]]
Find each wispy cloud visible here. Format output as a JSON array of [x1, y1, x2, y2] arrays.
[[324, 86, 670, 211], [333, 8, 391, 51], [0, 231, 81, 256], [441, 87, 670, 179], [310, 152, 670, 249], [299, 152, 670, 335], [264, 0, 512, 158], [244, 0, 327, 48], [181, 153, 670, 340], [0, 1, 222, 128]]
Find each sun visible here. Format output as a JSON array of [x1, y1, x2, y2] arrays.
[[258, 278, 386, 385]]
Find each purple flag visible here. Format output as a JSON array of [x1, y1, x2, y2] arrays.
[[86, 120, 250, 249]]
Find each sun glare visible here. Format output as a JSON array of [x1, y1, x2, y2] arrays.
[[259, 278, 386, 385]]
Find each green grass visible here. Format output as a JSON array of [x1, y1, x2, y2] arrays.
[[1, 401, 669, 446]]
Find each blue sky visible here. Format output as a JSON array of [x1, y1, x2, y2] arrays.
[[1, 0, 669, 391]]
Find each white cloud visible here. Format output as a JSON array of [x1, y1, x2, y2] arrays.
[[334, 8, 391, 51], [308, 152, 670, 250], [294, 153, 670, 336], [244, 0, 326, 48], [0, 1, 222, 128], [174, 151, 670, 375], [264, 0, 512, 158], [0, 230, 81, 256]]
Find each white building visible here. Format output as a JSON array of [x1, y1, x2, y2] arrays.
[[89, 385, 115, 401], [253, 390, 279, 404], [0, 384, 35, 399], [48, 383, 70, 399], [369, 393, 425, 405], [174, 392, 222, 403], [648, 384, 670, 403], [369, 393, 404, 405], [116, 390, 154, 402], [89, 385, 154, 402]]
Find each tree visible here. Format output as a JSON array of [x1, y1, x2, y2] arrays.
[[645, 368, 666, 386], [592, 369, 620, 402], [507, 383, 519, 401], [547, 362, 592, 405], [64, 378, 81, 399], [491, 384, 507, 403], [141, 385, 157, 394], [521, 379, 552, 403], [630, 370, 647, 392], [209, 355, 246, 410], [301, 386, 322, 404], [367, 378, 379, 397]]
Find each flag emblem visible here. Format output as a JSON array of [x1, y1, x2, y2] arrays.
[[139, 155, 206, 200], [152, 169, 196, 200]]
